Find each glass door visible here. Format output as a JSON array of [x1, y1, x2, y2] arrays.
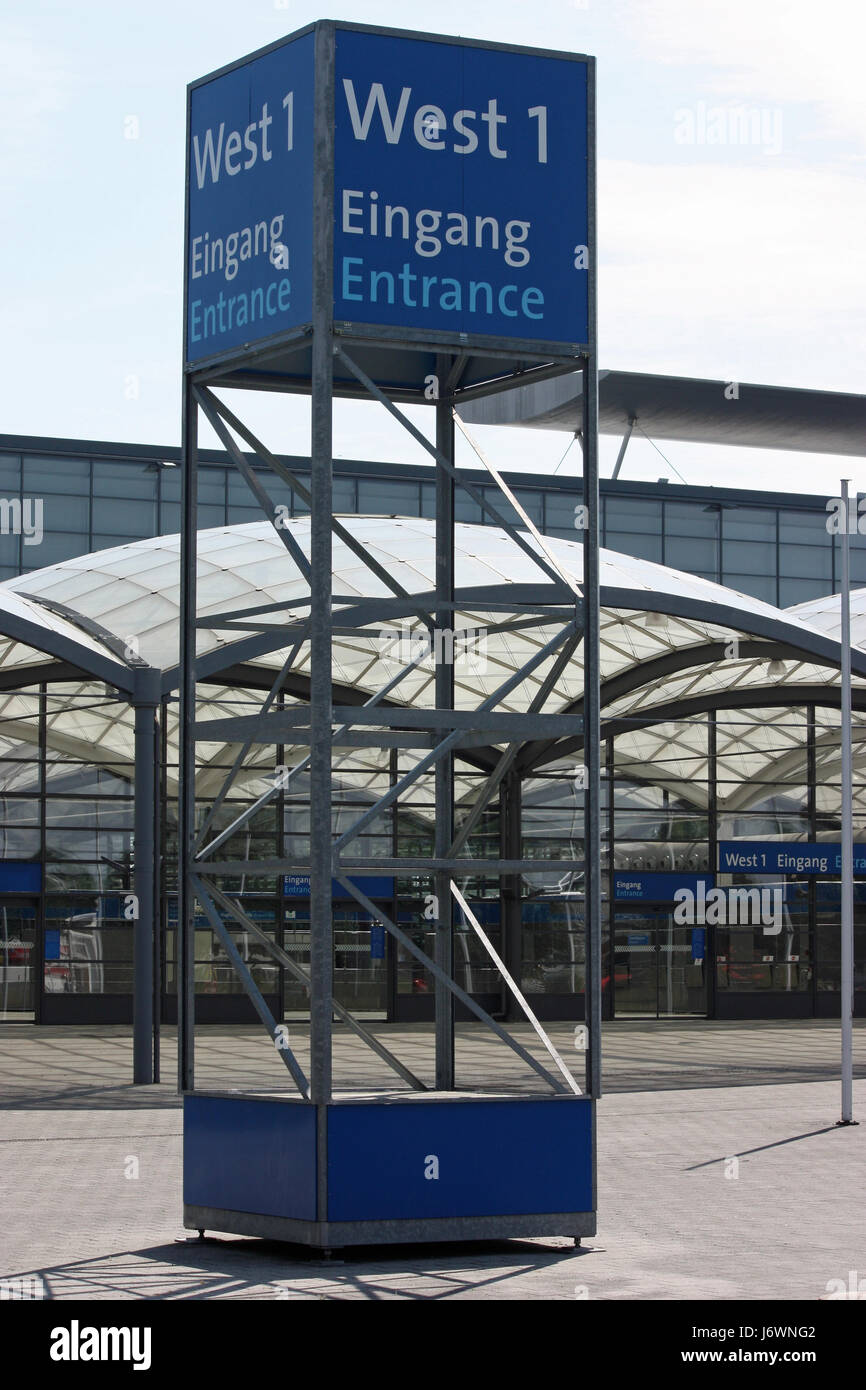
[[613, 914, 658, 1016], [0, 899, 38, 1018], [658, 918, 707, 1016], [614, 908, 707, 1017], [333, 905, 388, 1018]]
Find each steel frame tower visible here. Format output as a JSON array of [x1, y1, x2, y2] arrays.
[[179, 19, 600, 1248]]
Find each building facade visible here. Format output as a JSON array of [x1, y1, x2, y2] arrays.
[[0, 435, 863, 1026], [2, 432, 863, 605]]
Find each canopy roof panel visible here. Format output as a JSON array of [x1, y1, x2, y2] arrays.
[[1, 518, 863, 803]]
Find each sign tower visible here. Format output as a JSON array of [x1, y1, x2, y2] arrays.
[[179, 20, 601, 1249]]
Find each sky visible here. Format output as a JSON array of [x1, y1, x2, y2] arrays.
[[1, 0, 864, 496]]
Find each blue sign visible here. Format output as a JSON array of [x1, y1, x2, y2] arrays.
[[283, 874, 395, 900], [370, 924, 386, 959], [186, 30, 315, 363], [334, 29, 589, 344], [718, 842, 866, 876], [186, 25, 591, 364], [691, 927, 706, 962], [614, 873, 715, 901]]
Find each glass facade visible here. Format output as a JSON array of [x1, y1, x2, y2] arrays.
[[2, 436, 866, 605], [2, 686, 863, 1024]]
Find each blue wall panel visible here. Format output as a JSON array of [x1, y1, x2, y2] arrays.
[[184, 1095, 316, 1220], [327, 1098, 592, 1221]]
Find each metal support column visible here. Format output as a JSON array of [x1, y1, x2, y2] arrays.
[[133, 669, 160, 1084], [707, 712, 718, 1020], [582, 349, 602, 1098], [309, 21, 335, 1223], [839, 479, 856, 1124], [178, 378, 197, 1092], [435, 356, 455, 1089], [502, 771, 523, 1024]]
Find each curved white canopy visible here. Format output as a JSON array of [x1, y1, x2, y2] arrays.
[[0, 518, 862, 809]]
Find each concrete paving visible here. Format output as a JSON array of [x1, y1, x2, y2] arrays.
[[1, 1021, 864, 1299]]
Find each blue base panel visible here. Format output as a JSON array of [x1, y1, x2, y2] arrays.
[[184, 1093, 594, 1240]]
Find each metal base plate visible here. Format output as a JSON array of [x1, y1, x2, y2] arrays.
[[184, 1203, 596, 1248]]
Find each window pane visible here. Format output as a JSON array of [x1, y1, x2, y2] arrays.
[[665, 537, 712, 572], [779, 510, 831, 544], [0, 828, 40, 856], [544, 492, 581, 532], [606, 496, 662, 529], [92, 497, 156, 537], [23, 457, 90, 495], [333, 477, 356, 511], [160, 503, 180, 533], [226, 505, 262, 527], [42, 495, 89, 532], [0, 798, 40, 824], [162, 469, 225, 506], [92, 461, 158, 501], [723, 508, 776, 542], [664, 502, 719, 538], [357, 479, 420, 514], [0, 454, 21, 490], [779, 542, 831, 580], [455, 493, 483, 524], [606, 531, 662, 563], [722, 539, 775, 575], [780, 578, 830, 606], [723, 573, 777, 603], [23, 533, 86, 565], [0, 534, 20, 567], [513, 489, 543, 524]]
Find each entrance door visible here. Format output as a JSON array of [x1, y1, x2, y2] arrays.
[[0, 899, 38, 1019], [614, 909, 707, 1017]]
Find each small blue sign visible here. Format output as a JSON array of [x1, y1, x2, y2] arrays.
[[614, 872, 714, 901], [691, 927, 706, 962], [626, 933, 649, 946], [186, 30, 315, 363], [334, 29, 589, 344], [718, 841, 866, 876], [44, 929, 61, 961], [370, 924, 385, 959], [283, 874, 395, 900]]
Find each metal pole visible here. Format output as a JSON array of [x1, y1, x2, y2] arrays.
[[583, 354, 602, 1098], [435, 354, 455, 1090], [309, 20, 335, 1151], [839, 479, 855, 1124], [611, 417, 635, 481], [178, 376, 197, 1092], [582, 56, 602, 1100], [503, 771, 522, 1024], [153, 698, 164, 1083], [132, 671, 158, 1084]]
